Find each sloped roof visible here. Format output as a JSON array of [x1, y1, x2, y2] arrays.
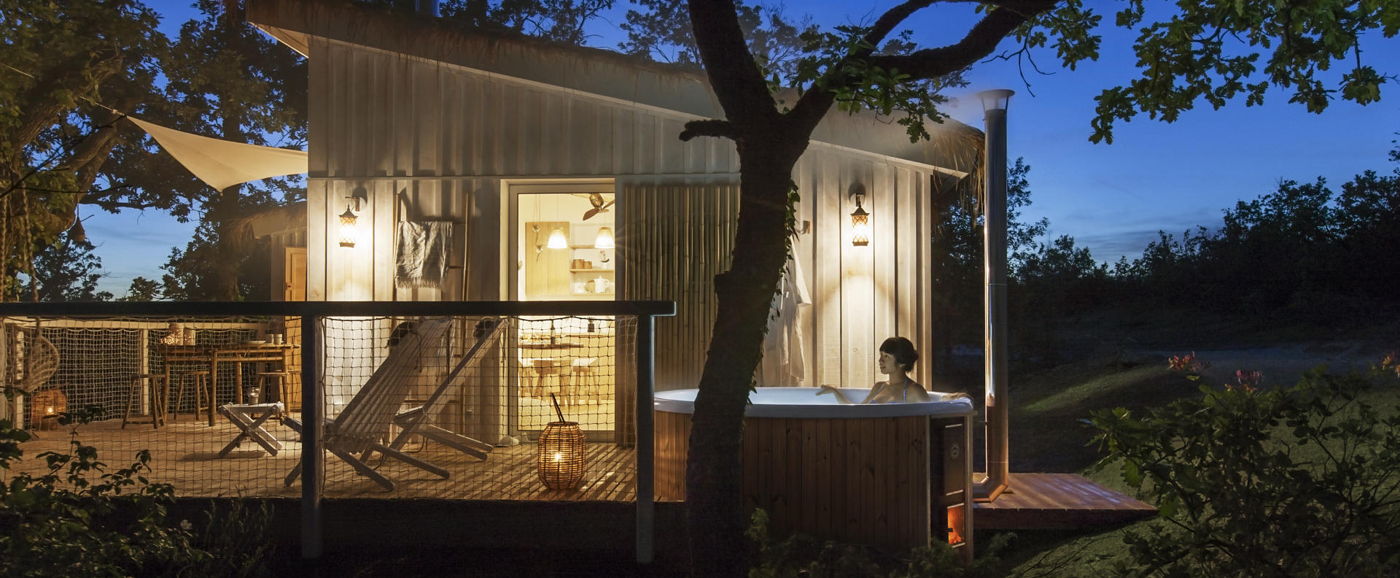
[[246, 0, 982, 175]]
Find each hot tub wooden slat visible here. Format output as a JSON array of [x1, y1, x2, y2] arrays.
[[652, 403, 971, 553], [814, 417, 832, 536]]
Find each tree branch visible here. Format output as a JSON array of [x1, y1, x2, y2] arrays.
[[688, 0, 777, 130], [869, 3, 1050, 81], [679, 119, 737, 141], [785, 0, 937, 135]]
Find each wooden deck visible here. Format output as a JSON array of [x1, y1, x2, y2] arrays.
[[7, 417, 637, 501], [973, 473, 1156, 529]]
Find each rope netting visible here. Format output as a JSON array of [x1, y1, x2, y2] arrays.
[[2, 314, 640, 502]]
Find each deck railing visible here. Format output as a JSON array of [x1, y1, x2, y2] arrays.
[[0, 301, 674, 563]]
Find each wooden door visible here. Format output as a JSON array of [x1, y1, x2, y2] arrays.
[[284, 247, 306, 301], [283, 247, 306, 411]]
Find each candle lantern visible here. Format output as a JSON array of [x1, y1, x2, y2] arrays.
[[537, 394, 587, 489], [29, 388, 68, 430], [537, 421, 586, 489]]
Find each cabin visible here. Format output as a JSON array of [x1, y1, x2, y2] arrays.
[[246, 0, 982, 397]]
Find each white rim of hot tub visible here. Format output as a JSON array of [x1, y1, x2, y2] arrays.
[[653, 387, 974, 419]]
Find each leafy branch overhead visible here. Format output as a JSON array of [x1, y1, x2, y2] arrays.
[[678, 0, 1393, 147]]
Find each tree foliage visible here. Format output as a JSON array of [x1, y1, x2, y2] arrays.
[[151, 0, 306, 301], [621, 0, 812, 82], [13, 228, 114, 302], [1114, 169, 1400, 324], [1, 0, 307, 302], [1089, 367, 1400, 576], [0, 0, 165, 299], [0, 409, 275, 576]]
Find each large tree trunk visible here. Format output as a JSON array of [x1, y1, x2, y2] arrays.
[[687, 136, 805, 575]]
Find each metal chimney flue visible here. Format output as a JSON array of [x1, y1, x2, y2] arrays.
[[976, 89, 1014, 502]]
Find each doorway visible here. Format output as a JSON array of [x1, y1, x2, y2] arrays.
[[509, 181, 618, 435]]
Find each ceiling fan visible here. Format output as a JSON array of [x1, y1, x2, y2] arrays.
[[575, 193, 615, 221]]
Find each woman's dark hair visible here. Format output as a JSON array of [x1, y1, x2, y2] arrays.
[[879, 337, 918, 371]]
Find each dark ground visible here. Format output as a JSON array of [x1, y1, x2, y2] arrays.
[[273, 548, 689, 577]]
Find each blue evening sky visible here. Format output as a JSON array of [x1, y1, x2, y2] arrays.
[[88, 1, 1399, 294]]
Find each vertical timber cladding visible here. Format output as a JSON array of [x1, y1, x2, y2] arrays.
[[652, 411, 934, 550], [307, 37, 742, 301], [617, 179, 740, 392], [800, 150, 935, 391]]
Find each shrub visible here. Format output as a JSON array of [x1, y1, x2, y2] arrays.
[[1088, 366, 1400, 577], [0, 407, 274, 577]]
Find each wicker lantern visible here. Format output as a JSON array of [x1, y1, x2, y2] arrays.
[[537, 421, 586, 489], [29, 388, 68, 430], [537, 394, 586, 489]]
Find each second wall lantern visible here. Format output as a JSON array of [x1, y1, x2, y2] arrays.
[[338, 187, 368, 248], [849, 184, 870, 247]]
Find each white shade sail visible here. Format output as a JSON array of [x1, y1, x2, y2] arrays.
[[128, 116, 307, 191]]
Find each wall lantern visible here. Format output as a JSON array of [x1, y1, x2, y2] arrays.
[[547, 227, 569, 249], [849, 184, 870, 247], [594, 226, 615, 249], [338, 187, 367, 248], [538, 395, 586, 490]]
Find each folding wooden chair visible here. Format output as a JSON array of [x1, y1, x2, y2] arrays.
[[283, 317, 454, 491], [385, 317, 506, 461]]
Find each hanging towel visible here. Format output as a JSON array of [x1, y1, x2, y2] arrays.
[[395, 221, 453, 289], [760, 238, 814, 387]]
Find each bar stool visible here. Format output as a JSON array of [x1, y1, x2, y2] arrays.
[[169, 370, 210, 423], [525, 358, 563, 399], [121, 373, 167, 429], [570, 358, 599, 406], [254, 371, 290, 418]]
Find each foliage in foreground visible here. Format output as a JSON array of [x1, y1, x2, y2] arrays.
[[0, 409, 273, 577], [1088, 362, 1400, 577], [746, 508, 1008, 578]]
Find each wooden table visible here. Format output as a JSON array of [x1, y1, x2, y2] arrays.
[[519, 343, 579, 400], [164, 343, 294, 426]]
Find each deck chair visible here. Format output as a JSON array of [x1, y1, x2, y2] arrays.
[[384, 317, 507, 461], [283, 317, 454, 491]]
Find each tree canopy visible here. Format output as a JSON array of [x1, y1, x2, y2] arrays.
[[0, 0, 306, 302]]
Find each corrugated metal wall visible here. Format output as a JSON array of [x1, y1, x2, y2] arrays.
[[617, 178, 740, 390], [307, 38, 741, 301], [306, 36, 942, 390], [795, 150, 935, 389], [310, 39, 740, 178]]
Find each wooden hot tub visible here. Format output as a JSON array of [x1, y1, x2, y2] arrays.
[[654, 387, 974, 556]]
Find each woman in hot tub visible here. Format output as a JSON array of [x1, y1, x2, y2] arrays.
[[817, 337, 934, 404]]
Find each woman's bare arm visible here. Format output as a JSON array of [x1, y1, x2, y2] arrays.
[[816, 385, 855, 404]]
